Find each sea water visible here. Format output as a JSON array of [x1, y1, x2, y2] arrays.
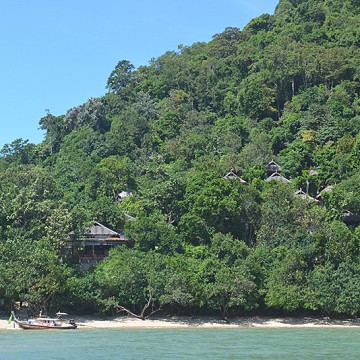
[[0, 328, 359, 359]]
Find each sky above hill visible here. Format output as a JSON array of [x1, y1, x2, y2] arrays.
[[0, 0, 278, 149]]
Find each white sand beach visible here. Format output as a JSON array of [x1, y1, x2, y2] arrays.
[[1, 315, 360, 330]]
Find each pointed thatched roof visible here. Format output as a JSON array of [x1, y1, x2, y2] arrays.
[[223, 171, 247, 184], [265, 171, 290, 183], [266, 160, 281, 174], [294, 189, 319, 203]]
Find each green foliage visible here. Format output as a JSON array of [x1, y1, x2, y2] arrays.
[[2, 0, 360, 317], [63, 98, 109, 133], [265, 247, 310, 311], [95, 155, 133, 199], [125, 211, 182, 255], [306, 261, 360, 316], [0, 139, 38, 168], [313, 221, 358, 265], [62, 271, 101, 314], [106, 60, 135, 96]]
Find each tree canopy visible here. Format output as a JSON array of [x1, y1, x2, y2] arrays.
[[1, 0, 360, 318]]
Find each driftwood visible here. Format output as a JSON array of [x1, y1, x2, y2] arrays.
[[115, 290, 163, 320]]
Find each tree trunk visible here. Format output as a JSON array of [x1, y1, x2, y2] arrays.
[[116, 289, 163, 320]]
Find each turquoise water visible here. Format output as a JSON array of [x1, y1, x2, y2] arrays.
[[0, 328, 359, 359]]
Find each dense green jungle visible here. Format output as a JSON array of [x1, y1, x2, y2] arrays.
[[1, 0, 360, 319]]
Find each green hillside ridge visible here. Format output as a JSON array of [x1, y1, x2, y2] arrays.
[[1, 0, 360, 319]]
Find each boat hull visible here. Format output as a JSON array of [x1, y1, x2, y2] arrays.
[[16, 322, 77, 330]]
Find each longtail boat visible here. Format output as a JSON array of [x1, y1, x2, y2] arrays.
[[11, 311, 77, 330]]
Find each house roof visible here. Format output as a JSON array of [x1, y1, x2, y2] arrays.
[[266, 160, 281, 173], [78, 221, 120, 237], [294, 189, 319, 203], [68, 221, 127, 243], [343, 210, 360, 225], [223, 171, 247, 183], [316, 185, 333, 199], [117, 191, 132, 199], [265, 171, 290, 183]]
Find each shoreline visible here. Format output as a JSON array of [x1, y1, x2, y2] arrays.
[[1, 315, 360, 330]]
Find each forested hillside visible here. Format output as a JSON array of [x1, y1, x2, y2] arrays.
[[1, 0, 360, 318]]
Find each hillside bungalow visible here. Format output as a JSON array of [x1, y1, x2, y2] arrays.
[[66, 221, 128, 270]]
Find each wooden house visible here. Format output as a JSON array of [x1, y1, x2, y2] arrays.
[[66, 221, 128, 270]]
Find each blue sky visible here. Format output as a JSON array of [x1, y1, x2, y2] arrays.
[[0, 0, 278, 149]]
